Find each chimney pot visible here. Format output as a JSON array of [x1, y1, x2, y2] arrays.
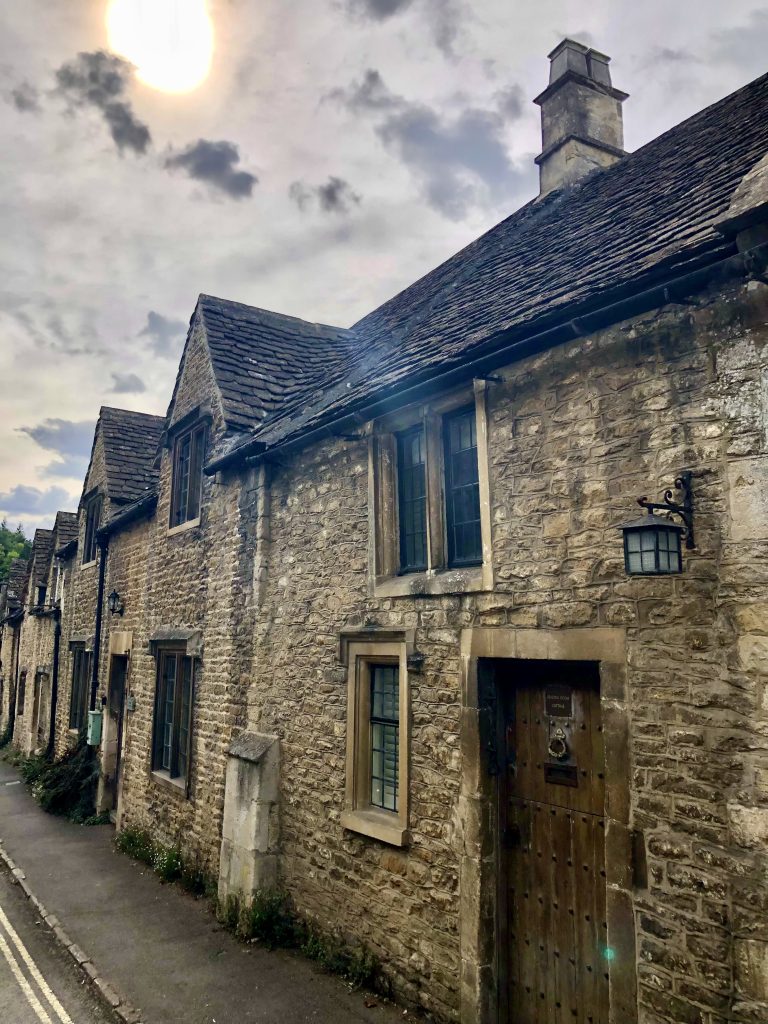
[[534, 39, 628, 197]]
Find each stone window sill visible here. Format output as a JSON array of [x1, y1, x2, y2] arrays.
[[80, 560, 97, 571], [372, 564, 488, 599], [150, 769, 188, 797], [167, 517, 201, 538], [341, 808, 409, 847]]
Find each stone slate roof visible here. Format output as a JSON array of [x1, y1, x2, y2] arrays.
[[198, 296, 356, 433], [5, 558, 28, 610], [53, 511, 78, 549], [208, 69, 768, 460], [31, 529, 54, 589], [98, 407, 165, 505]]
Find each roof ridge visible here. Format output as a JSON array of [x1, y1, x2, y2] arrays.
[[198, 293, 350, 334]]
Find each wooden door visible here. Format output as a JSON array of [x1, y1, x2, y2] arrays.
[[105, 656, 127, 813], [501, 661, 607, 1024]]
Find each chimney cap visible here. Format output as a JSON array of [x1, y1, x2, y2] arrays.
[[535, 38, 628, 106]]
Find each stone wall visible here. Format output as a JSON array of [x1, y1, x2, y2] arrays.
[[229, 274, 768, 1023], [54, 433, 112, 757], [116, 323, 259, 874], [105, 272, 768, 1023]]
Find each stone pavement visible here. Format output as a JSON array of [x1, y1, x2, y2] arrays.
[[0, 761, 408, 1024]]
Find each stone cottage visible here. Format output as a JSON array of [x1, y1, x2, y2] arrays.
[[0, 556, 30, 735], [13, 512, 78, 756], [52, 406, 164, 787], [16, 39, 768, 1024]]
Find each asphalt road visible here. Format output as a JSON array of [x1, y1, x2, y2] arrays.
[[0, 863, 116, 1024]]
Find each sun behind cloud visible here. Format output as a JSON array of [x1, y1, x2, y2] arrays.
[[106, 0, 214, 94]]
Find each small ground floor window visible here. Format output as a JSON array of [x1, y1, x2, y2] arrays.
[[152, 651, 193, 784], [69, 648, 92, 731]]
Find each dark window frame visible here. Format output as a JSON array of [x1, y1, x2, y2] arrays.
[[17, 671, 27, 717], [443, 406, 483, 568], [151, 650, 194, 784], [68, 648, 92, 731], [82, 494, 103, 565], [169, 422, 207, 528], [396, 426, 428, 574]]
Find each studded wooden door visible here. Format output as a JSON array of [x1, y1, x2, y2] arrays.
[[502, 661, 607, 1024]]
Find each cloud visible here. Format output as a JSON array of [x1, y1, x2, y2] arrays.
[[711, 10, 768, 71], [328, 69, 534, 219], [0, 484, 74, 517], [346, 0, 414, 18], [138, 311, 188, 358], [343, 0, 461, 55], [54, 50, 151, 155], [20, 418, 94, 459], [10, 82, 40, 113], [19, 418, 94, 480], [110, 372, 146, 394], [164, 139, 257, 199], [289, 176, 362, 214]]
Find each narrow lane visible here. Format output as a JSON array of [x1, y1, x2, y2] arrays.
[[0, 865, 117, 1024]]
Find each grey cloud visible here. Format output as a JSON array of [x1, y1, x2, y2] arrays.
[[10, 82, 40, 113], [343, 0, 461, 55], [290, 176, 362, 214], [0, 484, 74, 517], [110, 372, 146, 394], [494, 84, 525, 121], [346, 0, 414, 19], [54, 50, 151, 155], [20, 418, 94, 460], [164, 139, 257, 199], [139, 311, 187, 358], [325, 69, 399, 114], [330, 70, 535, 219], [711, 10, 768, 71]]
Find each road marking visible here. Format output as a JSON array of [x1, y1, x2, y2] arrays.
[[0, 902, 74, 1024], [5, 781, 21, 786], [0, 928, 54, 1024]]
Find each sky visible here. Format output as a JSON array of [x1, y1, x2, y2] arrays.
[[0, 0, 766, 536]]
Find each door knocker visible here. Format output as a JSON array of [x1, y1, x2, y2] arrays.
[[547, 727, 569, 762]]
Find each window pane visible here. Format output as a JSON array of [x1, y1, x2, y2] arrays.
[[445, 409, 481, 567], [370, 665, 399, 812], [176, 658, 193, 781], [161, 656, 177, 772], [627, 533, 640, 553], [397, 428, 427, 572]]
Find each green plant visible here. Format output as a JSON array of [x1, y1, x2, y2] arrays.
[[179, 858, 213, 897], [219, 893, 241, 932], [298, 924, 379, 989], [238, 889, 295, 950], [153, 844, 183, 883], [16, 736, 98, 822], [115, 825, 155, 866], [0, 720, 13, 749]]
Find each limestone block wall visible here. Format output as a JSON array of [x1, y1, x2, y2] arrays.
[[234, 274, 768, 1023], [116, 324, 258, 875], [54, 438, 113, 757]]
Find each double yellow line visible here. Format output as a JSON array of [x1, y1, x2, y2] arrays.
[[0, 902, 74, 1024]]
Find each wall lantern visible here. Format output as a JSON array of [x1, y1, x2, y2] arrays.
[[621, 471, 694, 576], [107, 590, 124, 616]]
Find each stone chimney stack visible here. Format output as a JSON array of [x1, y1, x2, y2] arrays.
[[534, 39, 628, 196]]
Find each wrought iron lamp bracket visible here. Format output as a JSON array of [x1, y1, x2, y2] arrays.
[[637, 470, 695, 549]]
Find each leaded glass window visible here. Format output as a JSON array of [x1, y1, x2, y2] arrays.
[[397, 427, 427, 572], [170, 423, 207, 527], [82, 494, 102, 564], [153, 651, 194, 782], [444, 408, 482, 566], [69, 648, 92, 730], [370, 665, 399, 812]]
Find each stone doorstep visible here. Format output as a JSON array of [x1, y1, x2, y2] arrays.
[[0, 850, 143, 1024]]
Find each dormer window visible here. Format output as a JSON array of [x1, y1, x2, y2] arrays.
[[170, 422, 207, 528], [82, 494, 102, 565]]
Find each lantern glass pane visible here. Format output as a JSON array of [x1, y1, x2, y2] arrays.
[[627, 550, 642, 573], [627, 533, 640, 553], [658, 549, 669, 571], [669, 546, 681, 573], [640, 530, 655, 551]]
